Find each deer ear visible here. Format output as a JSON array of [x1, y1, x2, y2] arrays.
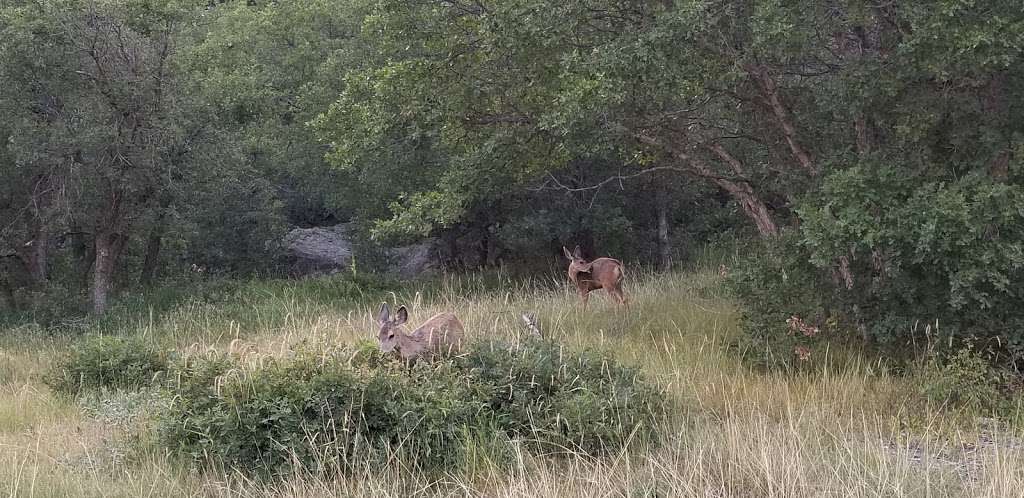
[[377, 302, 390, 324], [394, 306, 409, 325], [572, 245, 583, 259], [562, 246, 573, 260]]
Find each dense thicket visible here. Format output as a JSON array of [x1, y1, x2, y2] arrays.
[[2, 1, 1023, 362]]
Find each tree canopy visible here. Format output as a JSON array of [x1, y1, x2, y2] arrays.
[[2, 0, 1023, 359]]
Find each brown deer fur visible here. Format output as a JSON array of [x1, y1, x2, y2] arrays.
[[562, 245, 628, 308], [376, 303, 464, 362]]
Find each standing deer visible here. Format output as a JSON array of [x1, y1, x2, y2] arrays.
[[562, 245, 628, 308], [375, 302, 464, 362]]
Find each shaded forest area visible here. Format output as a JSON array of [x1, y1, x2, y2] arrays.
[[2, 0, 1023, 363]]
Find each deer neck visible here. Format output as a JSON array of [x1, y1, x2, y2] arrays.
[[569, 263, 595, 282], [395, 330, 426, 359]]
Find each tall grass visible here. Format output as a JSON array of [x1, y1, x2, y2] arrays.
[[1, 269, 1022, 497]]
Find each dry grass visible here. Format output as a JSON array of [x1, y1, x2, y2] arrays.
[[1, 269, 1022, 497]]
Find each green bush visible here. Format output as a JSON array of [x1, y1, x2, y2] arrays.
[[728, 164, 1024, 369], [919, 344, 1020, 413], [725, 233, 838, 368], [47, 336, 171, 395], [799, 165, 1024, 355], [157, 339, 666, 476], [456, 339, 665, 455]]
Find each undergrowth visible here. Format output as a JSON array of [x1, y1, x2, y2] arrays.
[[157, 338, 667, 476]]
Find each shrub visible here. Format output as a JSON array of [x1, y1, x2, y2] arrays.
[[457, 339, 665, 454], [799, 165, 1024, 356], [47, 336, 171, 396], [919, 344, 1020, 413], [725, 233, 838, 368], [729, 164, 1024, 370], [156, 339, 666, 476]]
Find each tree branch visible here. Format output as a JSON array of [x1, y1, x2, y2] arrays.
[[529, 166, 690, 193], [744, 63, 818, 176]]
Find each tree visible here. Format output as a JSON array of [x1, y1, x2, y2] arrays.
[[0, 0, 86, 293], [313, 0, 835, 240], [0, 0, 281, 313], [181, 0, 368, 227]]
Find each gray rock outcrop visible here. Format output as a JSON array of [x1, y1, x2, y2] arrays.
[[283, 223, 441, 277], [283, 224, 355, 275], [388, 239, 441, 278]]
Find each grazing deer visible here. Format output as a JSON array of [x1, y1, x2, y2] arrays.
[[375, 302, 464, 362], [563, 245, 627, 308]]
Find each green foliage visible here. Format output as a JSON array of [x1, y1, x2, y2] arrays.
[[799, 164, 1024, 354], [312, 0, 743, 248], [725, 233, 837, 368], [47, 336, 171, 396], [456, 339, 665, 455], [729, 162, 1024, 369], [919, 344, 1020, 413], [157, 339, 666, 476], [4, 0, 1024, 356], [178, 0, 370, 228]]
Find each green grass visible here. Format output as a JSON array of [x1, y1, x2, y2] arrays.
[[0, 268, 1022, 497]]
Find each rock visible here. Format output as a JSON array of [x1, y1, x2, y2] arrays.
[[387, 239, 441, 278], [283, 224, 443, 278], [283, 224, 354, 275]]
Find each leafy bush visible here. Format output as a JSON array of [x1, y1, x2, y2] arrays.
[[457, 339, 665, 455], [157, 339, 666, 476], [47, 336, 171, 395], [919, 344, 1021, 413], [725, 233, 839, 368], [800, 165, 1024, 354], [729, 164, 1024, 369]]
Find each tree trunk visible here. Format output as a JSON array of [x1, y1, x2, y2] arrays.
[[484, 223, 500, 267], [71, 228, 93, 288], [715, 179, 779, 237], [1, 283, 14, 310], [140, 209, 168, 285], [840, 22, 880, 157], [0, 268, 16, 311], [476, 223, 489, 269], [705, 143, 780, 237], [854, 115, 875, 156], [140, 230, 163, 286], [656, 188, 672, 271], [91, 231, 126, 315], [19, 174, 54, 286], [16, 228, 49, 286], [574, 229, 596, 260]]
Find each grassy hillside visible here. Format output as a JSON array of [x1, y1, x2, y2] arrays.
[[1, 269, 1022, 497]]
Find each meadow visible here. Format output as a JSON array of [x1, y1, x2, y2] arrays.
[[1, 264, 1023, 498]]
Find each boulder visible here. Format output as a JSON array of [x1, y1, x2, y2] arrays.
[[282, 224, 354, 275], [283, 223, 442, 277], [387, 239, 441, 278]]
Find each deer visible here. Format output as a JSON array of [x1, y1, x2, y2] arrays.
[[563, 245, 628, 308], [375, 302, 464, 362]]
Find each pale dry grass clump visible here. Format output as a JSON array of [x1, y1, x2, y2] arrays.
[[1, 270, 1023, 497]]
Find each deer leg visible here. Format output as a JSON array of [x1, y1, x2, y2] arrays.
[[612, 287, 628, 308], [578, 287, 590, 309]]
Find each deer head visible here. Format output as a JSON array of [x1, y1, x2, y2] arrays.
[[376, 302, 408, 353], [562, 245, 594, 274]]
